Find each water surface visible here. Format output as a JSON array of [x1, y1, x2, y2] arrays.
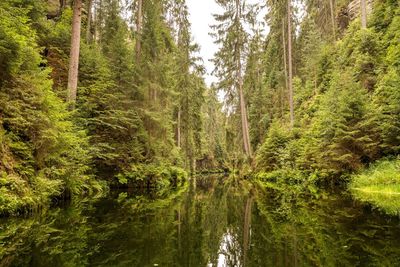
[[1, 175, 400, 266]]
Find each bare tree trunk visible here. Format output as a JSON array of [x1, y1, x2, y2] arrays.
[[287, 0, 294, 128], [136, 0, 143, 61], [329, 0, 336, 39], [256, 47, 263, 144], [67, 0, 82, 106], [239, 75, 252, 158], [177, 107, 181, 148], [93, 0, 97, 42], [86, 0, 92, 43], [282, 18, 288, 119], [236, 0, 252, 158], [97, 0, 103, 44], [360, 0, 367, 29]]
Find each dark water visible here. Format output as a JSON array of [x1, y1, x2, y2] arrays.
[[1, 176, 400, 267]]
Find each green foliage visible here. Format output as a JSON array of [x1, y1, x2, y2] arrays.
[[255, 1, 400, 186], [256, 121, 291, 172], [0, 0, 98, 215], [338, 25, 382, 91], [372, 68, 400, 155], [255, 169, 308, 185], [78, 42, 148, 176], [115, 164, 188, 190], [309, 72, 377, 176]]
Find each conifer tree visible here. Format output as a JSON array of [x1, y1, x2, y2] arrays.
[[287, 0, 294, 128], [174, 0, 205, 170], [211, 0, 256, 158]]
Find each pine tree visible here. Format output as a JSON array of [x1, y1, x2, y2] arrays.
[[211, 0, 256, 158], [244, 32, 268, 148], [287, 0, 294, 128]]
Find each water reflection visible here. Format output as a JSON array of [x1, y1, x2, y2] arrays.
[[1, 176, 400, 266]]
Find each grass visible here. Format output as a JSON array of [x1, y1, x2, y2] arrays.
[[352, 185, 400, 195], [350, 159, 400, 188], [350, 159, 400, 216]]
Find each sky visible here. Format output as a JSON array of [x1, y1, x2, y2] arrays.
[[186, 0, 222, 86]]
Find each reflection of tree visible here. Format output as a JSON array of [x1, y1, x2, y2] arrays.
[[248, 186, 400, 267], [352, 189, 400, 216], [243, 193, 253, 267], [2, 178, 400, 267], [0, 199, 95, 267], [207, 177, 255, 267]]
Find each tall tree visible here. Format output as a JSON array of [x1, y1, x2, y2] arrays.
[[287, 0, 294, 128], [86, 0, 93, 43], [175, 0, 201, 169], [306, 0, 338, 39], [135, 0, 143, 60], [282, 17, 288, 117], [211, 0, 254, 158], [67, 0, 82, 105]]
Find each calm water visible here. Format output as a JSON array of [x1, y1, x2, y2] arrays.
[[1, 175, 400, 267]]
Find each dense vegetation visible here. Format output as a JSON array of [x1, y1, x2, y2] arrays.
[[0, 0, 399, 216], [0, 0, 223, 215], [248, 0, 400, 187]]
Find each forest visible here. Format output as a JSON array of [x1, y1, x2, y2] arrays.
[[0, 0, 400, 264]]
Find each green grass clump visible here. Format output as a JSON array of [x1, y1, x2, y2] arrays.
[[350, 159, 400, 215], [350, 159, 400, 188]]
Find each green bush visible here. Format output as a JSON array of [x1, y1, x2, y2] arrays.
[[256, 121, 291, 172], [115, 163, 188, 190]]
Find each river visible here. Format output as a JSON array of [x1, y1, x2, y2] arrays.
[[1, 175, 400, 266]]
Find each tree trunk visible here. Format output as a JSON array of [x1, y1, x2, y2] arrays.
[[236, 0, 252, 158], [86, 0, 92, 43], [329, 0, 336, 40], [93, 0, 97, 42], [282, 18, 288, 119], [239, 74, 252, 158], [97, 0, 103, 44], [67, 0, 82, 106], [136, 0, 143, 61], [287, 0, 294, 128], [177, 107, 181, 148], [360, 0, 367, 29]]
